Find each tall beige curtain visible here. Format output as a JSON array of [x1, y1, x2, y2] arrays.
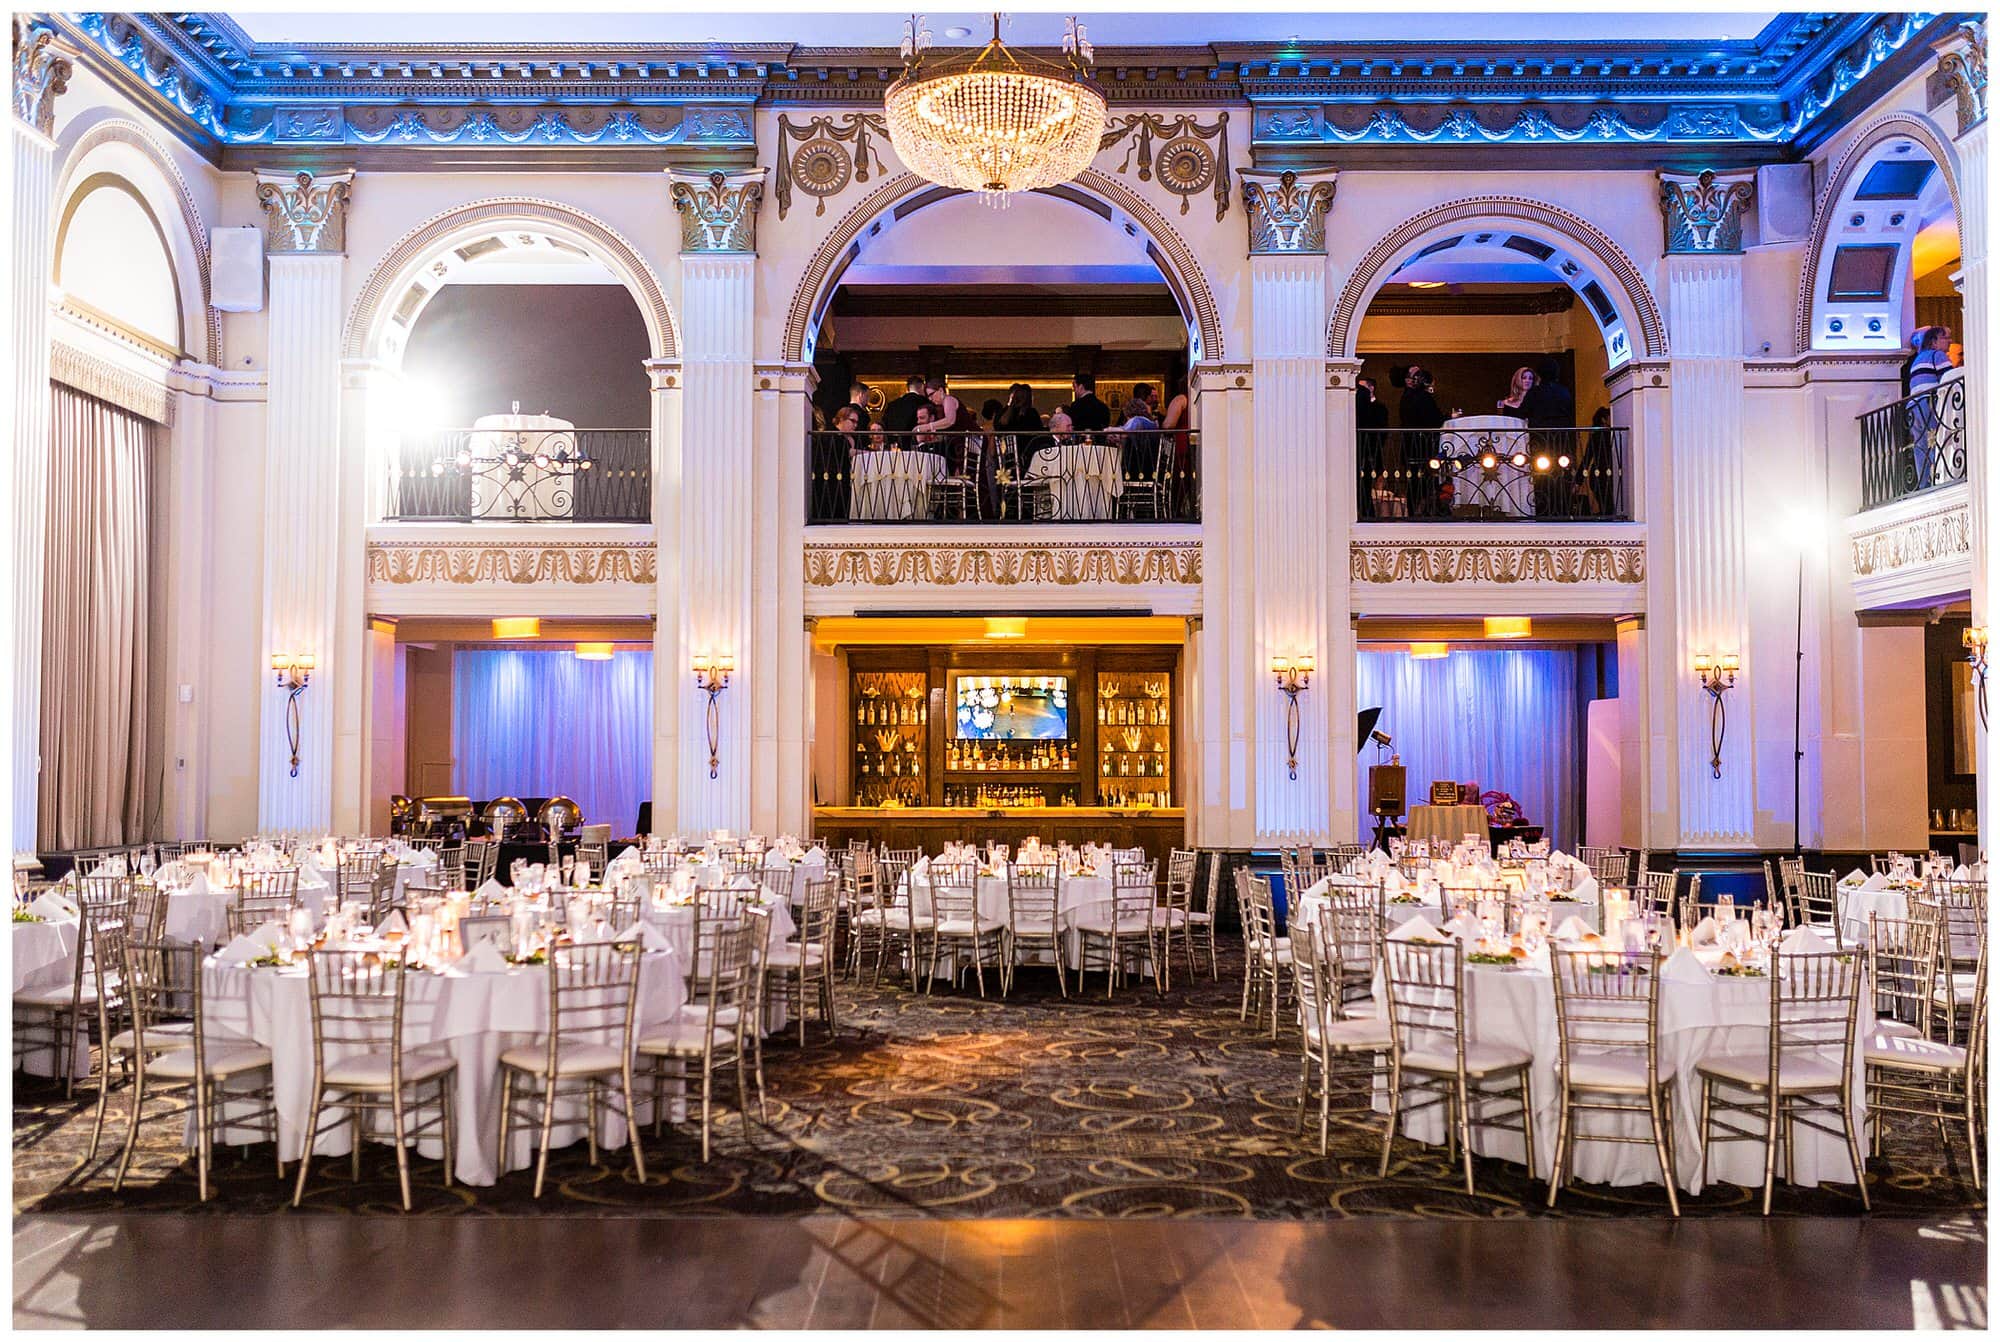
[[39, 383, 153, 850]]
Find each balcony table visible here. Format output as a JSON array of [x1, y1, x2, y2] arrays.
[[1021, 440, 1124, 520], [1441, 415, 1534, 517], [849, 448, 946, 520], [467, 412, 577, 520]]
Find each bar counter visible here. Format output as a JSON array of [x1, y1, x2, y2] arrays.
[[811, 806, 1187, 867]]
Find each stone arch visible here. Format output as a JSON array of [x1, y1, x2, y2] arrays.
[[53, 113, 219, 365], [1793, 111, 1963, 354], [343, 197, 679, 364], [781, 167, 1225, 365], [1327, 195, 1668, 364]]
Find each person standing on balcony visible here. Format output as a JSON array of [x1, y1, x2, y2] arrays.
[[879, 375, 930, 435], [1904, 326, 1953, 489], [1397, 365, 1445, 517], [1356, 376, 1390, 518], [1066, 373, 1113, 435], [1159, 373, 1192, 518]]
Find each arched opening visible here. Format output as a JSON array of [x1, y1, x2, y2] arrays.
[[1800, 117, 1963, 356], [54, 175, 184, 355], [1334, 202, 1659, 525]]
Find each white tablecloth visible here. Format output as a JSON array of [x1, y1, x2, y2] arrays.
[[201, 949, 685, 1186], [904, 864, 1120, 969], [1022, 441, 1123, 520], [162, 855, 434, 945], [1366, 953, 1865, 1195], [467, 413, 577, 520], [1442, 416, 1534, 517], [12, 918, 87, 1077], [849, 450, 946, 520]]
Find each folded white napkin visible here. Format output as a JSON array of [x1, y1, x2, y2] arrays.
[[475, 878, 505, 902], [805, 846, 826, 864], [616, 919, 674, 954], [1389, 915, 1444, 942], [1551, 914, 1593, 942], [297, 857, 329, 887], [1780, 924, 1835, 954], [1859, 872, 1888, 892], [1442, 913, 1480, 941], [1661, 946, 1711, 983], [615, 845, 640, 864], [1841, 868, 1868, 886], [376, 910, 409, 936], [214, 922, 282, 964], [28, 890, 77, 921], [453, 941, 509, 974], [1953, 864, 1971, 880], [1690, 916, 1719, 946]]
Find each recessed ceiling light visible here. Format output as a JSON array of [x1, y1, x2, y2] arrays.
[[1483, 617, 1532, 639], [491, 617, 541, 639], [944, 25, 972, 38]]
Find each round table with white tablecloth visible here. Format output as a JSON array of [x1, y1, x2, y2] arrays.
[[466, 413, 578, 520], [12, 916, 88, 1078], [1366, 940, 1865, 1195], [903, 862, 1120, 970], [1020, 441, 1123, 520], [1402, 803, 1492, 849], [1440, 415, 1535, 517], [199, 948, 685, 1187], [849, 449, 946, 520]]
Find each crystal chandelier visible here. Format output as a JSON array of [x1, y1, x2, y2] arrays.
[[884, 14, 1107, 204]]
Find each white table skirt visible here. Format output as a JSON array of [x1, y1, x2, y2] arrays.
[[1365, 960, 1865, 1195], [849, 450, 945, 520], [1022, 442, 1123, 520], [200, 949, 685, 1187], [903, 868, 1126, 971], [12, 919, 88, 1077]]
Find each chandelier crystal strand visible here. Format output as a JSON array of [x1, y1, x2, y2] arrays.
[[885, 12, 1107, 204]]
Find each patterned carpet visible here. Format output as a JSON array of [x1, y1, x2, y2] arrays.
[[13, 945, 1985, 1219]]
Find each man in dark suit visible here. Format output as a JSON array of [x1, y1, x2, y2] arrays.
[[1064, 373, 1113, 434], [1518, 358, 1573, 429], [877, 375, 930, 434]]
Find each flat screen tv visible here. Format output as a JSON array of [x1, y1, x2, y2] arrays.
[[953, 674, 1070, 740]]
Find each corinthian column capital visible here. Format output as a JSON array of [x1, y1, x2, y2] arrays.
[[666, 167, 767, 254], [1658, 169, 1756, 255], [1936, 19, 1988, 137], [12, 16, 71, 139], [256, 169, 356, 255], [1239, 168, 1338, 256]]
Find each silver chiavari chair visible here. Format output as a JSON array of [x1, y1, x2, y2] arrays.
[[1548, 948, 1678, 1215], [1790, 870, 1842, 947], [1237, 870, 1291, 1037], [638, 918, 759, 1161], [1693, 948, 1868, 1215], [1378, 937, 1537, 1195], [113, 938, 279, 1201], [1183, 851, 1221, 980], [1634, 869, 1677, 925], [293, 951, 458, 1210], [843, 849, 885, 981], [1680, 871, 1709, 933], [1291, 917, 1392, 1155], [575, 824, 612, 877], [1156, 848, 1200, 987], [1438, 886, 1485, 924], [1076, 861, 1160, 1002], [926, 861, 1006, 997], [497, 938, 648, 1198], [15, 897, 127, 1098], [866, 857, 935, 992], [226, 869, 301, 939], [129, 879, 171, 946], [1004, 858, 1065, 996], [465, 839, 501, 890], [1322, 885, 1384, 1010], [1864, 919, 1984, 1190], [766, 875, 838, 1045]]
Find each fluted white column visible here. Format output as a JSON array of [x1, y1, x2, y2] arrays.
[[1193, 365, 1254, 849], [675, 253, 756, 833], [1250, 254, 1337, 841], [751, 365, 812, 838], [1663, 253, 1754, 846], [648, 361, 684, 837], [258, 253, 345, 834], [11, 121, 57, 853]]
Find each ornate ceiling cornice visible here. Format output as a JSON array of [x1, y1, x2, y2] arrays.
[[44, 11, 1973, 165]]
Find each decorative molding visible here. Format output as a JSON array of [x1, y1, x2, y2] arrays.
[[1327, 196, 1668, 359], [667, 167, 766, 253], [1791, 112, 1962, 354], [13, 16, 71, 137], [803, 539, 1200, 589], [49, 338, 174, 425], [774, 112, 885, 219], [1350, 539, 1646, 586], [1659, 169, 1756, 255], [1239, 168, 1336, 254], [1935, 20, 1987, 134], [1850, 498, 1972, 579], [1251, 101, 1782, 148], [1098, 111, 1231, 219], [781, 167, 1224, 363], [365, 539, 658, 586], [342, 197, 680, 361], [55, 117, 222, 366], [255, 169, 354, 254]]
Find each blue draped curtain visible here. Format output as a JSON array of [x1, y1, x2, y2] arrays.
[[1355, 647, 1580, 849], [453, 648, 653, 834]]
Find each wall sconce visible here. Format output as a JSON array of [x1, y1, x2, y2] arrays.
[[692, 653, 735, 780], [270, 653, 316, 779], [1692, 652, 1740, 779], [1965, 626, 1990, 730], [1270, 654, 1314, 781]]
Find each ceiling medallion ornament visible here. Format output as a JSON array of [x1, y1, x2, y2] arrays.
[[884, 13, 1108, 205], [1100, 112, 1231, 219], [775, 113, 888, 219]]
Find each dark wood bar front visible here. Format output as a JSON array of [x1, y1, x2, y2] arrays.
[[810, 807, 1188, 868]]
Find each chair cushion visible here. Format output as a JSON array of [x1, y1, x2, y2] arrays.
[[107, 1022, 195, 1053], [1695, 1049, 1846, 1092], [1009, 920, 1060, 936], [1073, 915, 1152, 935], [13, 978, 114, 1008], [148, 1044, 273, 1080], [936, 918, 1005, 937], [676, 1002, 742, 1028], [1183, 910, 1214, 925], [1400, 1039, 1533, 1077], [1871, 1017, 1924, 1041], [323, 1048, 456, 1088], [1932, 974, 1980, 1006], [636, 1021, 735, 1057], [1306, 1016, 1392, 1051], [1864, 1033, 1968, 1071], [499, 1042, 627, 1077], [765, 943, 826, 968], [1558, 1050, 1654, 1093]]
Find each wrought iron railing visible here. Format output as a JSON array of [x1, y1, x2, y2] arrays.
[[386, 427, 651, 522], [1858, 379, 1967, 510], [808, 429, 1200, 524], [1355, 426, 1630, 522]]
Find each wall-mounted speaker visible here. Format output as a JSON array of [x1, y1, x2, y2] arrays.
[[1756, 163, 1817, 246], [210, 226, 264, 312]]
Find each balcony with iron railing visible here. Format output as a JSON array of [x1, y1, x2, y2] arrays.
[[385, 427, 652, 523], [807, 429, 1200, 525], [1858, 377, 1966, 510], [1356, 425, 1630, 522]]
